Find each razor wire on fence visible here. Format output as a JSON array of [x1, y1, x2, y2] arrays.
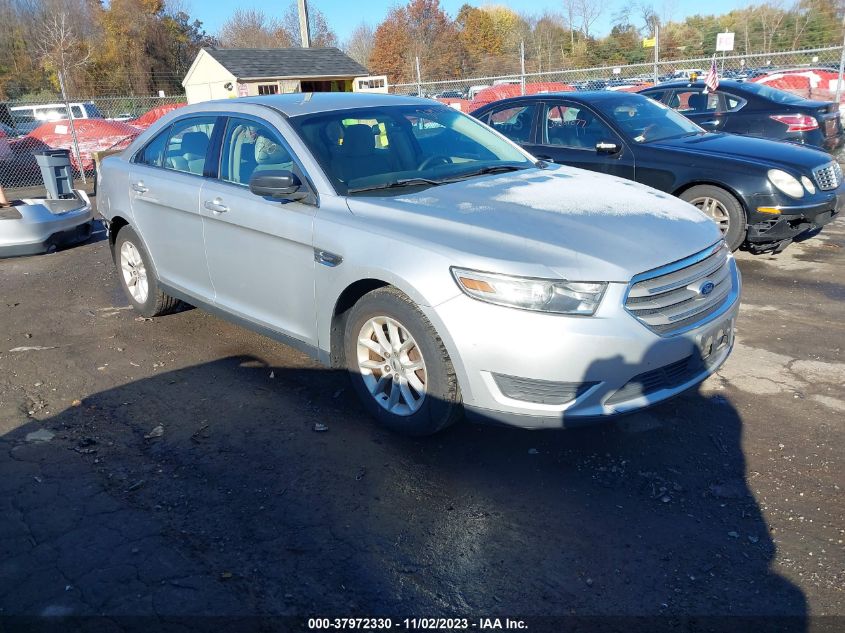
[[0, 95, 186, 199], [391, 46, 845, 110]]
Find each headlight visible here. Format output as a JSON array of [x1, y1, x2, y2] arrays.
[[451, 267, 607, 315], [801, 175, 816, 194], [768, 169, 804, 198]]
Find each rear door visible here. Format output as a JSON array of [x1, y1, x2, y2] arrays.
[[523, 100, 635, 180], [128, 115, 218, 300], [199, 114, 318, 345]]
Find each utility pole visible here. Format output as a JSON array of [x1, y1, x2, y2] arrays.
[[520, 40, 526, 95], [297, 0, 311, 48], [653, 24, 659, 84], [415, 56, 422, 97]]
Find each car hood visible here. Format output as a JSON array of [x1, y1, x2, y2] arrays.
[[651, 132, 831, 171], [344, 165, 722, 282]]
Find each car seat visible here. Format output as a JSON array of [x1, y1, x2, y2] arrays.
[[180, 131, 209, 174], [329, 124, 394, 184], [574, 109, 602, 149], [687, 93, 707, 112]]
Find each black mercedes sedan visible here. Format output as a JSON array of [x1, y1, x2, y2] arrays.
[[639, 80, 844, 153], [472, 91, 843, 252]]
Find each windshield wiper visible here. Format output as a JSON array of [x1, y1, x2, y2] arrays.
[[444, 164, 525, 182], [347, 177, 443, 194]]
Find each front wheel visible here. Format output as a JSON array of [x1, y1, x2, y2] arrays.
[[113, 226, 180, 317], [680, 185, 746, 252], [343, 287, 461, 436]]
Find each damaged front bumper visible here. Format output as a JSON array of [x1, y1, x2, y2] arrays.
[[0, 190, 94, 257], [746, 187, 843, 253]]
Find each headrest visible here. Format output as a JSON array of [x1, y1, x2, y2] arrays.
[[181, 131, 208, 158], [688, 93, 707, 111], [255, 134, 287, 164], [576, 109, 594, 125], [342, 124, 376, 156]]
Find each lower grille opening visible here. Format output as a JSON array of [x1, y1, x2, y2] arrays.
[[606, 356, 697, 405], [492, 373, 596, 406]]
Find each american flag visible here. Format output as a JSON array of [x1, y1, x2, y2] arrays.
[[704, 56, 719, 93]]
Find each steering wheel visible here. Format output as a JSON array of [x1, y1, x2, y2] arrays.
[[418, 155, 452, 170]]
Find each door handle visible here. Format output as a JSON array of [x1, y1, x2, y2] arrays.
[[131, 182, 148, 193], [204, 199, 229, 214], [700, 120, 720, 126]]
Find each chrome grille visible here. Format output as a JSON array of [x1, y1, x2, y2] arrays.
[[625, 242, 734, 336], [813, 162, 842, 191]]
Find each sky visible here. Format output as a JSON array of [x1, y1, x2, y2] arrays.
[[193, 0, 746, 44]]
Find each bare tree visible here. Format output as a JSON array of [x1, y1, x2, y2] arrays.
[[562, 0, 577, 52], [576, 0, 603, 39], [282, 1, 338, 47], [344, 22, 375, 67], [35, 11, 90, 92], [218, 9, 291, 48]]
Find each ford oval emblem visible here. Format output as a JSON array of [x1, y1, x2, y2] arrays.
[[699, 281, 715, 296]]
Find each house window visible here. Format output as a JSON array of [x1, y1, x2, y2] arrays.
[[257, 84, 279, 95]]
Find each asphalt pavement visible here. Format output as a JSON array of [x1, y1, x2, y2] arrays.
[[0, 215, 843, 632]]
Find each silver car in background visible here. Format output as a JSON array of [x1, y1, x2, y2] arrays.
[[97, 94, 740, 435]]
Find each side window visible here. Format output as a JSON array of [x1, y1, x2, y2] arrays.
[[543, 102, 615, 149], [720, 92, 745, 112], [672, 90, 718, 114], [163, 116, 216, 175], [644, 90, 667, 103], [484, 103, 536, 143], [219, 117, 293, 186], [71, 105, 84, 118], [135, 127, 170, 167]]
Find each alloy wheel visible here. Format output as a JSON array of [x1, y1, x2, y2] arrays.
[[356, 316, 427, 416], [119, 241, 149, 304], [690, 196, 730, 234]]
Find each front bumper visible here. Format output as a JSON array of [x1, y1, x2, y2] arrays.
[[0, 190, 93, 257], [746, 187, 843, 245], [425, 258, 741, 430]]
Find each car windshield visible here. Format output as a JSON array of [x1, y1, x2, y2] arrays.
[[738, 81, 808, 105], [288, 104, 534, 195], [605, 96, 703, 143]]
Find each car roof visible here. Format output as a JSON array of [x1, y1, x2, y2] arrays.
[[474, 90, 650, 110], [643, 80, 746, 90], [210, 92, 436, 117]]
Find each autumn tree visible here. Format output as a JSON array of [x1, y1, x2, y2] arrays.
[[370, 0, 463, 83]]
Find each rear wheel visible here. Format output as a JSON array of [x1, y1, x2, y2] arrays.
[[113, 226, 180, 317], [680, 185, 746, 252], [343, 287, 461, 436]]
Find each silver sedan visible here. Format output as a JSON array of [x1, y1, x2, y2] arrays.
[[97, 94, 740, 435]]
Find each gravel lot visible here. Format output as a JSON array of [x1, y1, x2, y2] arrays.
[[0, 211, 843, 631]]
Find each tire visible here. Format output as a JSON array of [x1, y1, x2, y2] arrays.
[[113, 226, 180, 317], [680, 185, 746, 252], [343, 286, 462, 436]]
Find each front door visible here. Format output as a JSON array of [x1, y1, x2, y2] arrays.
[[129, 115, 218, 300], [523, 100, 635, 181], [199, 115, 318, 345]]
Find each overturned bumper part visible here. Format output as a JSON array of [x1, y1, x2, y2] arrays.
[[0, 190, 93, 258]]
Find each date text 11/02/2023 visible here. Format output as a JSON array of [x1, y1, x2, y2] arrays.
[[307, 617, 528, 629]]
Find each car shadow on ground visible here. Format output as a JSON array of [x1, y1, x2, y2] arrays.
[[0, 349, 807, 632]]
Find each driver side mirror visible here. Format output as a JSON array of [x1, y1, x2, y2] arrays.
[[596, 140, 621, 155], [249, 170, 307, 201]]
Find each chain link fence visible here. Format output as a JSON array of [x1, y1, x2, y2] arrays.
[[1, 95, 186, 200], [391, 46, 845, 111]]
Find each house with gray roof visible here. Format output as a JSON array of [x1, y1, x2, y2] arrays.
[[182, 47, 370, 104]]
